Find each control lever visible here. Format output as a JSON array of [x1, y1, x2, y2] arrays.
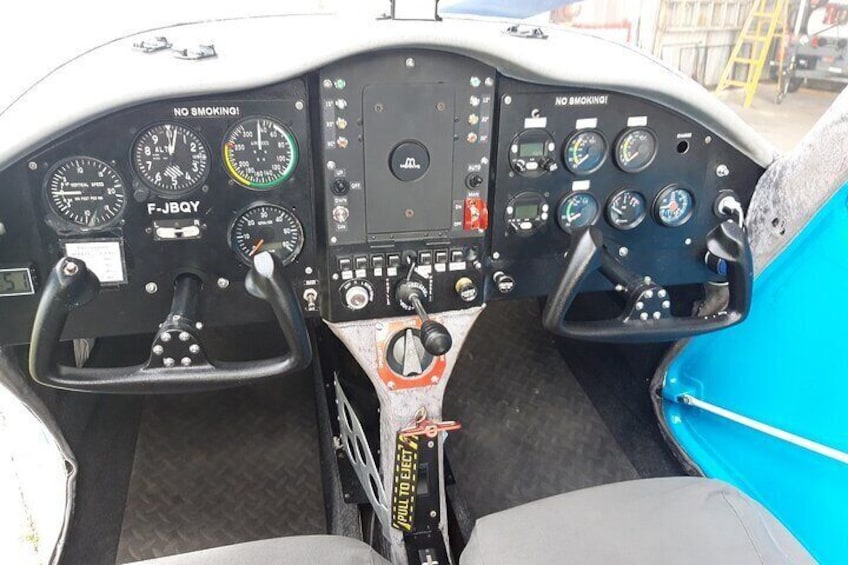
[[395, 260, 453, 356]]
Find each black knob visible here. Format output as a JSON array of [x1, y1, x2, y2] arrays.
[[420, 319, 452, 356]]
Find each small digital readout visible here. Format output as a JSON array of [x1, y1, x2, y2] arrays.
[[519, 142, 545, 158], [514, 203, 541, 219], [0, 268, 34, 297]]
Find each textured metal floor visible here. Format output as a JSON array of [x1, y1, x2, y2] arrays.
[[115, 374, 326, 563], [445, 299, 639, 518]]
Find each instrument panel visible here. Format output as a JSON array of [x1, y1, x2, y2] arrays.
[[0, 50, 764, 345]]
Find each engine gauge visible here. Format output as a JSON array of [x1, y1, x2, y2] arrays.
[[223, 117, 298, 189], [615, 128, 657, 173], [564, 130, 607, 175], [607, 189, 647, 230], [44, 157, 127, 229], [557, 192, 599, 232], [229, 203, 304, 266], [655, 185, 694, 227], [132, 123, 210, 197]]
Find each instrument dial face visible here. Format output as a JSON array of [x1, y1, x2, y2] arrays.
[[607, 189, 647, 230], [564, 130, 607, 175], [557, 192, 600, 232], [655, 185, 694, 227], [223, 117, 298, 189], [229, 204, 304, 266], [615, 128, 657, 173], [133, 123, 210, 196], [45, 157, 127, 229]]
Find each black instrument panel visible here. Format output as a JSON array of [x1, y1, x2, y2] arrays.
[[0, 50, 765, 345], [487, 79, 763, 301]]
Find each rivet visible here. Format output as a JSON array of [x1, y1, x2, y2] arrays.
[[195, 322, 204, 330], [504, 95, 512, 105], [145, 282, 158, 294], [305, 266, 313, 275], [640, 312, 649, 321], [160, 332, 172, 343], [163, 357, 175, 367], [28, 161, 38, 170], [658, 289, 668, 298], [295, 100, 304, 110], [405, 57, 415, 68], [635, 301, 644, 311], [189, 344, 201, 354], [181, 357, 192, 367], [653, 311, 662, 320], [152, 345, 164, 355], [179, 331, 191, 342], [662, 300, 671, 309], [644, 290, 654, 299], [217, 277, 230, 289], [619, 246, 629, 257]]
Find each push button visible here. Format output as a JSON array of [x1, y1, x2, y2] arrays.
[[338, 257, 352, 271], [387, 254, 402, 268], [354, 256, 368, 270], [418, 251, 433, 265], [371, 255, 385, 269]]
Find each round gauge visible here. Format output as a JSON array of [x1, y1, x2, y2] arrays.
[[223, 117, 298, 189], [564, 130, 607, 175], [655, 185, 695, 227], [45, 157, 127, 229], [132, 123, 210, 196], [508, 129, 558, 176], [607, 189, 647, 230], [557, 192, 600, 232], [229, 204, 304, 266], [615, 128, 658, 173]]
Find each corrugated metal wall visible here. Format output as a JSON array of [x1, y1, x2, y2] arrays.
[[652, 0, 753, 87]]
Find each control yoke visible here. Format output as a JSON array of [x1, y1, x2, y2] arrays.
[[542, 221, 753, 342], [28, 252, 312, 393]]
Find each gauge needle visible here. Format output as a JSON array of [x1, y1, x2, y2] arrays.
[[257, 121, 263, 150], [574, 154, 589, 166], [167, 125, 177, 156], [625, 151, 639, 163], [249, 239, 265, 256]]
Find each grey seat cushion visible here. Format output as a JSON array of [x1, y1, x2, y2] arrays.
[[461, 477, 815, 565], [129, 535, 389, 565]]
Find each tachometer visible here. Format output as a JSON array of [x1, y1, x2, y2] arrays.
[[606, 189, 647, 230], [564, 130, 606, 175], [132, 123, 210, 197], [615, 128, 657, 173], [223, 117, 298, 189], [45, 157, 127, 229], [654, 185, 694, 227], [229, 203, 304, 266], [557, 192, 599, 232]]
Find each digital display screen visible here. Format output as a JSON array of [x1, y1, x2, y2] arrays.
[[519, 142, 544, 158], [0, 268, 34, 297], [514, 203, 540, 219]]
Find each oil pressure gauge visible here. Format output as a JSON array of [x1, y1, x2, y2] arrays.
[[564, 130, 607, 175], [615, 128, 657, 173]]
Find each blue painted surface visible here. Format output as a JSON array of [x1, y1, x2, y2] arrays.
[[663, 184, 848, 564], [441, 0, 581, 19]]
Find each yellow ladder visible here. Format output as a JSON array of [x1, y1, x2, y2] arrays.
[[716, 0, 788, 107]]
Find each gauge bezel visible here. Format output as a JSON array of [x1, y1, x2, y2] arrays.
[[653, 184, 695, 228], [614, 127, 658, 174], [606, 188, 647, 231], [563, 129, 608, 175], [222, 116, 299, 190], [228, 202, 305, 267], [556, 191, 600, 233], [131, 121, 211, 198], [43, 156, 128, 231]]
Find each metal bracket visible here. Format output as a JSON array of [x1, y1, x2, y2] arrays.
[[504, 25, 549, 39], [172, 44, 217, 61], [334, 377, 392, 531], [132, 36, 172, 53], [388, 0, 441, 21]]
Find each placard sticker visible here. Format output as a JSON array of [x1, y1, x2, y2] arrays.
[[63, 240, 127, 285]]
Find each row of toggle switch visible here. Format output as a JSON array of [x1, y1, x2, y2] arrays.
[[336, 249, 471, 280]]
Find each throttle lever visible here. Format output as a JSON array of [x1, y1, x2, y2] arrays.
[[395, 261, 453, 356]]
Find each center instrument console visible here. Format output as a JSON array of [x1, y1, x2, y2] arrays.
[[317, 50, 495, 323]]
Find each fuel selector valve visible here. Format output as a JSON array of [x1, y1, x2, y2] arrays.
[[395, 264, 453, 356]]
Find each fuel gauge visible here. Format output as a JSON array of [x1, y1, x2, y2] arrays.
[[606, 189, 647, 230]]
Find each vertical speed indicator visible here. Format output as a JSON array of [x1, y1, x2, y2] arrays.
[[223, 117, 298, 190]]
